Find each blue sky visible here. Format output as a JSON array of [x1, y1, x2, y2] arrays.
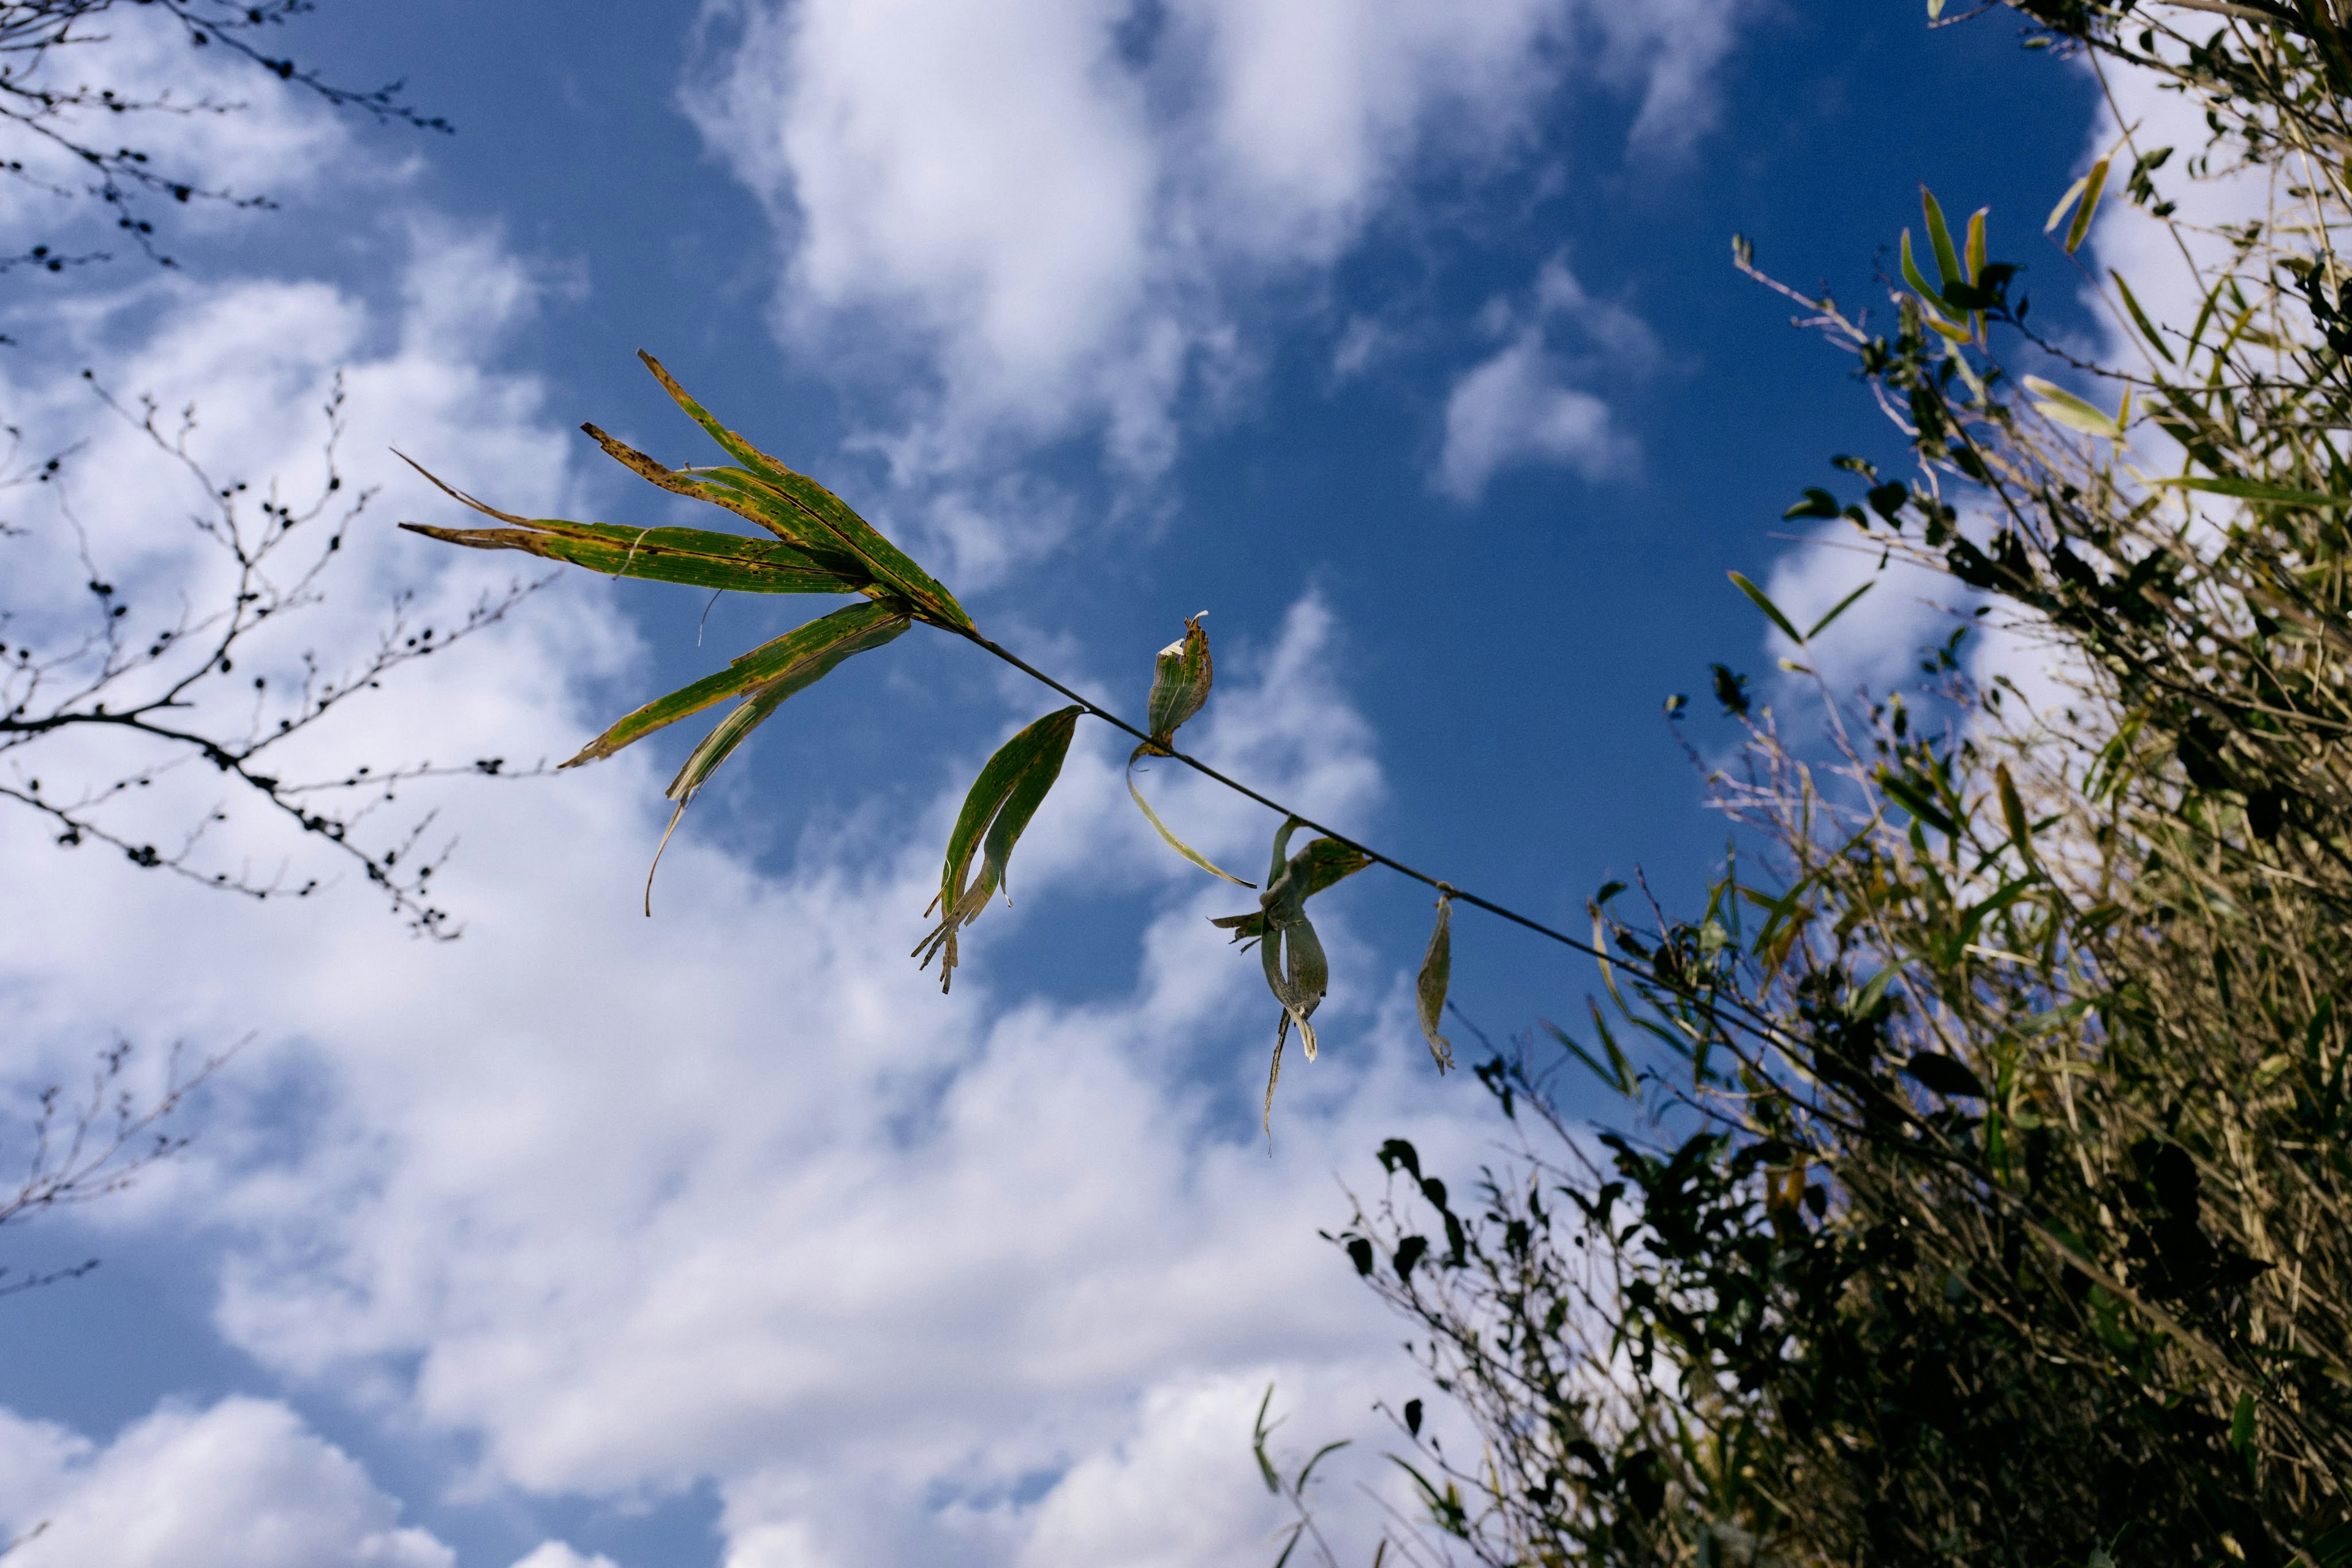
[[0, 4, 2105, 1565]]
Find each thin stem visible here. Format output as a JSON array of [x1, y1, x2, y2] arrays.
[[957, 628, 1609, 962]]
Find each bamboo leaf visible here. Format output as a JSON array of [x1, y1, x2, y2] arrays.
[[636, 353, 977, 632], [2045, 172, 2090, 235], [399, 518, 861, 595], [1997, 763, 2038, 866], [1900, 229, 1961, 323], [1417, 893, 1455, 1072], [1145, 612, 1213, 747], [1805, 579, 1876, 641], [1922, 187, 1964, 292], [576, 426, 873, 579], [1126, 748, 1253, 886], [2110, 270, 2176, 363], [565, 601, 910, 768], [2157, 475, 2352, 508], [2021, 375, 2125, 439], [2065, 156, 2110, 254], [1727, 570, 1806, 644], [1208, 837, 1370, 941], [913, 706, 1083, 991], [634, 603, 911, 913]]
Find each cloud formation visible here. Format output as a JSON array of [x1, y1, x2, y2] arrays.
[[684, 0, 1750, 506]]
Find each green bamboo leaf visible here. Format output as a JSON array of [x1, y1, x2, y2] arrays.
[[1899, 230, 1949, 317], [400, 450, 862, 592], [2065, 156, 2109, 254], [1727, 570, 1806, 645], [1145, 612, 1213, 746], [1417, 892, 1455, 1072], [565, 601, 910, 768], [1964, 206, 1988, 285], [2110, 270, 2176, 363], [913, 706, 1083, 991], [1922, 187, 1964, 292], [1850, 966, 1901, 1018], [1126, 748, 1253, 886], [575, 426, 872, 579], [2157, 475, 2352, 507], [1805, 579, 1876, 641], [636, 353, 977, 633], [400, 518, 860, 595], [1997, 762, 2038, 866], [636, 603, 911, 913], [2021, 375, 2124, 439]]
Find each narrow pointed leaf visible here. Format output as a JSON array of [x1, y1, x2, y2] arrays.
[[1997, 762, 2038, 866], [565, 601, 910, 767], [662, 609, 912, 803], [2159, 475, 2351, 508], [400, 518, 861, 595], [2065, 157, 2109, 254], [1964, 206, 1988, 285], [1922, 187, 1964, 292], [1900, 230, 1950, 318], [1417, 894, 1454, 1072], [913, 706, 1082, 990], [2111, 271, 2176, 363], [1805, 579, 1875, 641], [1145, 613, 1213, 746], [2046, 172, 2090, 234], [2022, 375, 2124, 439], [1126, 749, 1253, 886], [638, 353, 976, 632], [1727, 570, 1806, 645], [577, 426, 873, 579]]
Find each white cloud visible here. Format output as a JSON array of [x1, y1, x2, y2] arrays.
[[1434, 255, 1647, 502], [0, 1397, 452, 1568], [0, 237, 1488, 1566], [683, 0, 1753, 537]]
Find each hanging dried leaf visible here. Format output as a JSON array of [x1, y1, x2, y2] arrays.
[[1145, 612, 1212, 748], [1417, 892, 1454, 1072], [1126, 748, 1253, 887], [1209, 837, 1369, 941], [913, 706, 1083, 991]]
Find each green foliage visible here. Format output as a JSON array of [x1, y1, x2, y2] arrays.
[[1320, 4, 2352, 1564], [409, 357, 1461, 1123]]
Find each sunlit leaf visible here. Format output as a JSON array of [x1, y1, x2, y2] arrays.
[[565, 601, 911, 768], [1806, 579, 1876, 641], [2110, 270, 2176, 364], [578, 425, 873, 579], [913, 706, 1083, 991], [633, 602, 912, 912], [2065, 156, 2109, 254], [1417, 892, 1454, 1072], [2157, 475, 2351, 508], [1922, 186, 1964, 293], [2021, 375, 2124, 439], [400, 518, 860, 595], [636, 353, 977, 633], [1727, 570, 1806, 645], [1126, 748, 1253, 886]]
